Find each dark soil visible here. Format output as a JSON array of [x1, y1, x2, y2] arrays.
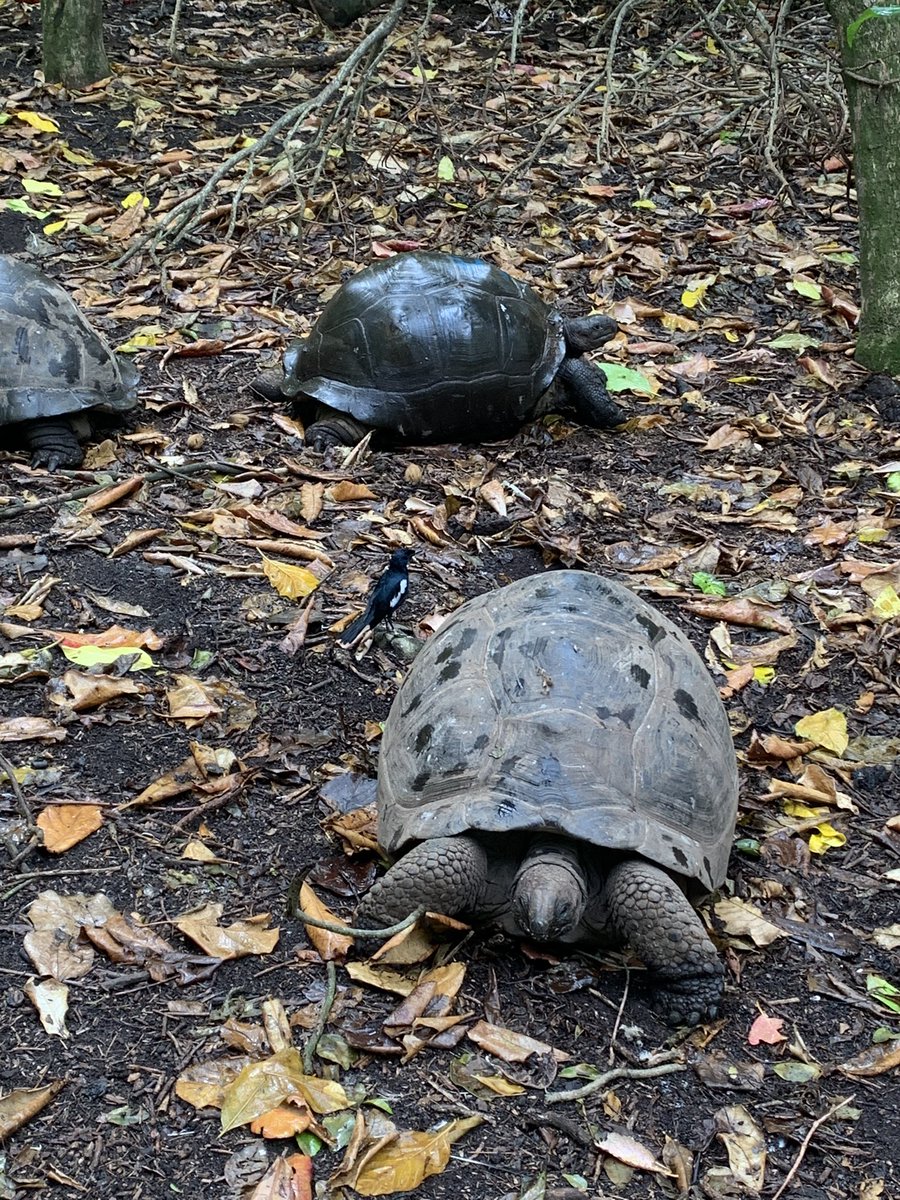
[[2, 1, 900, 1198]]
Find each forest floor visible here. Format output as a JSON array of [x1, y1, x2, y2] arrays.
[[1, 1, 899, 1198]]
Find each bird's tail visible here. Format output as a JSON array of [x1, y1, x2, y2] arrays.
[[338, 605, 374, 646]]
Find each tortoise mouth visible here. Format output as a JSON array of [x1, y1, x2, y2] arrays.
[[512, 852, 588, 942]]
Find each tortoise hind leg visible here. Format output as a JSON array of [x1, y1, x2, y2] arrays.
[[559, 357, 626, 429], [602, 858, 724, 1026], [23, 418, 84, 470], [306, 407, 370, 450], [356, 836, 489, 929]]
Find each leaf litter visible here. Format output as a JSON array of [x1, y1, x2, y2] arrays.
[[1, 0, 899, 1196]]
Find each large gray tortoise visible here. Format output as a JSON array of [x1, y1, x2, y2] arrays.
[[358, 570, 739, 1026], [255, 251, 625, 449], [0, 255, 139, 469]]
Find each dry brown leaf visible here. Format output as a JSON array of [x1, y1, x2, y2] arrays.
[[24, 890, 106, 980], [713, 897, 788, 947], [80, 475, 142, 512], [596, 1131, 672, 1176], [663, 1135, 694, 1194], [838, 1038, 900, 1077], [54, 671, 143, 712], [331, 1112, 482, 1196], [684, 596, 793, 633], [174, 903, 280, 959], [467, 1020, 557, 1063], [36, 804, 104, 852], [249, 1153, 314, 1200], [299, 882, 353, 961], [23, 977, 69, 1038], [329, 481, 377, 502], [175, 1056, 253, 1111], [0, 1080, 65, 1140], [715, 1104, 766, 1193], [0, 716, 67, 743]]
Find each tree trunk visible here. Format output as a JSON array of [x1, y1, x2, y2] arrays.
[[825, 0, 900, 372], [41, 0, 109, 89]]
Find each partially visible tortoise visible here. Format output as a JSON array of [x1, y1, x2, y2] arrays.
[[0, 256, 139, 469], [255, 251, 625, 449], [358, 570, 739, 1026]]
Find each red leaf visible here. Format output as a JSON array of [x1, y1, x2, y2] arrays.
[[747, 1011, 786, 1046]]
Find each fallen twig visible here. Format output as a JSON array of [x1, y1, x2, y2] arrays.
[[303, 959, 337, 1072], [287, 880, 425, 939], [545, 1053, 685, 1104], [770, 1096, 855, 1200], [0, 460, 256, 522]]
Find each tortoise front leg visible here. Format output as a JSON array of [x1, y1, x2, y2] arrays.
[[602, 858, 724, 1026], [23, 418, 84, 470], [559, 357, 626, 429], [306, 407, 370, 450], [356, 836, 489, 928]]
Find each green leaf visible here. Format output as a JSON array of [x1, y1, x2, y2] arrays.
[[872, 1026, 900, 1043], [632, 198, 656, 210], [692, 571, 727, 596], [557, 1063, 600, 1080], [598, 362, 655, 394], [773, 1061, 823, 1083], [766, 332, 821, 352], [735, 838, 761, 857], [322, 1110, 357, 1149], [847, 5, 900, 47], [792, 279, 822, 301], [562, 1176, 589, 1191], [0, 198, 51, 220], [296, 1131, 323, 1156], [886, 472, 900, 492], [22, 179, 63, 196], [437, 155, 455, 182], [823, 251, 857, 265], [867, 973, 900, 1014]]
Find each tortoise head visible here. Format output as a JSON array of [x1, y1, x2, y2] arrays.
[[512, 843, 588, 942]]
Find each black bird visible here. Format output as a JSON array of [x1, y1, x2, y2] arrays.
[[339, 548, 413, 646]]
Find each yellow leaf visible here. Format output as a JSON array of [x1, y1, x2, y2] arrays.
[[808, 823, 846, 854], [681, 275, 717, 309], [752, 666, 775, 685], [783, 800, 827, 819], [858, 527, 888, 543], [632, 198, 656, 210], [59, 143, 93, 165], [17, 110, 60, 133], [794, 707, 848, 755], [60, 644, 153, 670], [437, 155, 455, 181], [472, 1074, 525, 1095], [220, 1047, 348, 1132], [350, 1116, 482, 1195], [23, 179, 63, 196], [43, 220, 67, 235], [122, 191, 150, 209], [261, 555, 321, 599], [872, 585, 900, 620]]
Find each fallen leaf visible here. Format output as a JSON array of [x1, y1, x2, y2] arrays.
[[838, 1038, 900, 1077], [262, 555, 323, 599], [36, 804, 104, 852], [713, 897, 788, 947], [250, 1103, 314, 1138], [715, 1104, 766, 1193], [747, 1011, 786, 1046], [872, 924, 900, 951], [249, 1154, 314, 1200], [794, 707, 849, 755], [23, 978, 69, 1038], [0, 1080, 65, 1140], [220, 1047, 349, 1131], [299, 882, 353, 961], [333, 1112, 482, 1195], [174, 903, 280, 959], [467, 1020, 557, 1063], [596, 1131, 672, 1176]]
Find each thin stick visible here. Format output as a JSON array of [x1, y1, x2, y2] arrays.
[[167, 0, 184, 51], [119, 0, 408, 262], [0, 459, 253, 522], [545, 1059, 685, 1104], [303, 959, 337, 1072], [287, 880, 425, 938], [509, 0, 530, 65], [769, 1097, 855, 1200]]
